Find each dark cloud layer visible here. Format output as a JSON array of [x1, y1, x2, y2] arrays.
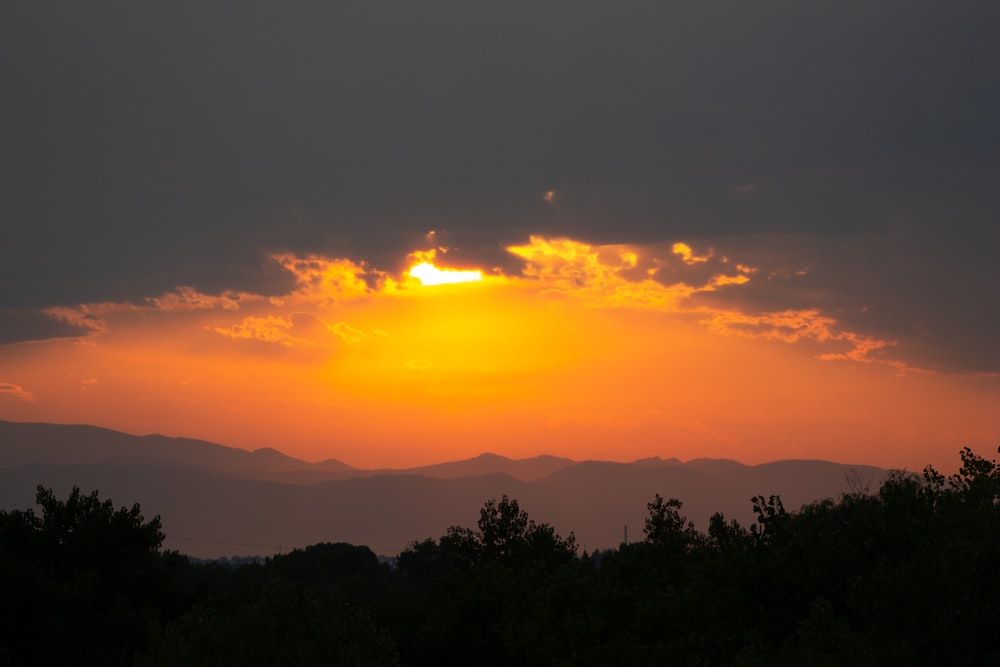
[[2, 2, 998, 372], [0, 310, 94, 346]]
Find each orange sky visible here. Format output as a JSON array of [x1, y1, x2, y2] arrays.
[[1, 236, 997, 472]]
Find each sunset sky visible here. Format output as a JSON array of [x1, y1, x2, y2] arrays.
[[2, 3, 998, 472]]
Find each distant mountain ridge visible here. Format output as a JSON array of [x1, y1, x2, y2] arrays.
[[0, 421, 350, 474], [367, 452, 579, 482], [0, 421, 889, 558], [0, 421, 582, 483]]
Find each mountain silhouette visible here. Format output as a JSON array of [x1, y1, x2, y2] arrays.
[[0, 421, 887, 558]]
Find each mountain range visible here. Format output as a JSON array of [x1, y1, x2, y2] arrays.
[[0, 421, 889, 558]]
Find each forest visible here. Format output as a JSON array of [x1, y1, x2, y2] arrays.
[[1, 447, 998, 666]]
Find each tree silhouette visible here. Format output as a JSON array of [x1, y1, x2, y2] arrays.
[[643, 494, 701, 551], [6, 447, 1000, 665], [0, 485, 174, 666], [442, 495, 576, 572], [141, 583, 398, 666]]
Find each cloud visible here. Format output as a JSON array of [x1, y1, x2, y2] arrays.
[[274, 255, 392, 303], [188, 235, 932, 373], [1, 2, 996, 391], [0, 382, 35, 402], [3, 231, 991, 378], [146, 287, 249, 312], [0, 309, 98, 345], [213, 315, 298, 346], [702, 309, 840, 344], [672, 242, 711, 265], [505, 236, 919, 371], [213, 312, 368, 350], [702, 309, 912, 372], [507, 236, 751, 311], [330, 322, 365, 345], [684, 230, 1000, 374], [0, 287, 272, 346], [42, 307, 109, 336]]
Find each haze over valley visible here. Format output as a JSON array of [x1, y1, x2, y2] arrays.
[[0, 421, 887, 558]]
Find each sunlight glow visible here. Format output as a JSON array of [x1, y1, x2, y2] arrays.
[[5, 235, 998, 473], [409, 262, 483, 286]]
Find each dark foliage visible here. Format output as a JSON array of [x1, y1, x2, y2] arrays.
[[0, 486, 179, 666], [140, 582, 398, 667], [3, 447, 999, 665]]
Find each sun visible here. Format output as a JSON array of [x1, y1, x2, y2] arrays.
[[408, 261, 483, 286]]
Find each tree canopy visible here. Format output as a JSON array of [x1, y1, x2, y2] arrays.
[[0, 485, 174, 666], [3, 447, 1000, 665]]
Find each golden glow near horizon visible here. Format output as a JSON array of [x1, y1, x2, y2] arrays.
[[1, 235, 998, 473]]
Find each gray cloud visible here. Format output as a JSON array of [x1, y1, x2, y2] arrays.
[[0, 310, 96, 345], [689, 225, 1000, 374], [2, 2, 998, 371]]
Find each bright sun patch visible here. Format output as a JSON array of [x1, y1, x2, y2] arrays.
[[409, 262, 483, 286]]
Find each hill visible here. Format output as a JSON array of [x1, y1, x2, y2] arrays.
[[0, 421, 887, 557]]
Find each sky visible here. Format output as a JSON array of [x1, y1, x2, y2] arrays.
[[2, 2, 998, 472]]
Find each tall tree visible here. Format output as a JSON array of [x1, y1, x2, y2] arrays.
[[0, 486, 174, 666]]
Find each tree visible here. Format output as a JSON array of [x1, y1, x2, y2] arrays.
[[707, 511, 750, 552], [141, 583, 399, 666], [267, 541, 389, 589], [0, 485, 174, 666], [749, 494, 790, 545], [392, 496, 579, 665], [33, 485, 165, 580], [643, 494, 701, 552], [441, 495, 577, 572]]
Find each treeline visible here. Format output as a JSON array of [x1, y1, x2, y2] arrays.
[[2, 447, 999, 665]]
